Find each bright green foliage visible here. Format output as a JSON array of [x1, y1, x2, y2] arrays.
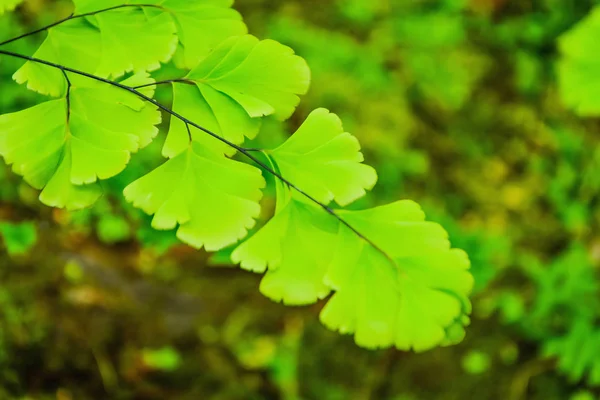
[[164, 35, 310, 157], [232, 197, 338, 305], [124, 143, 265, 251], [165, 83, 259, 157], [0, 0, 474, 356], [234, 196, 473, 350], [557, 6, 600, 116], [15, 0, 247, 96], [13, 19, 101, 97], [0, 74, 160, 209], [73, 0, 247, 69], [14, 14, 176, 96], [269, 108, 377, 206], [86, 9, 177, 78], [229, 107, 472, 350], [186, 35, 309, 120], [0, 0, 22, 15], [0, 221, 37, 256], [231, 107, 377, 304], [3, 0, 600, 396], [543, 319, 600, 386], [321, 201, 472, 351]]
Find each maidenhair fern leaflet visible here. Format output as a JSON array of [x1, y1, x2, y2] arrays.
[[0, 0, 473, 351]]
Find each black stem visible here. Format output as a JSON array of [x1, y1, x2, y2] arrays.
[[133, 79, 194, 90], [0, 49, 395, 265], [0, 4, 163, 47], [61, 69, 71, 122], [184, 122, 193, 142]]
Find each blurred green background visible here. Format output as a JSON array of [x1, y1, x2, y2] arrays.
[[1, 0, 600, 399]]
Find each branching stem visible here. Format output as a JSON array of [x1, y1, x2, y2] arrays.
[[133, 79, 194, 90], [61, 69, 72, 122], [0, 48, 395, 266], [0, 4, 163, 48], [184, 122, 193, 142]]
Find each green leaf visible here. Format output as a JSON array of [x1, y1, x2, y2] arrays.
[[557, 6, 600, 116], [232, 198, 338, 305], [73, 0, 247, 70], [13, 19, 101, 97], [0, 0, 22, 15], [234, 196, 472, 350], [124, 143, 265, 251], [0, 74, 160, 210], [164, 35, 310, 157], [187, 35, 310, 119], [269, 108, 377, 206], [0, 221, 37, 256], [158, 0, 248, 69], [14, 9, 177, 96], [320, 201, 473, 351], [164, 81, 261, 157], [85, 9, 178, 78]]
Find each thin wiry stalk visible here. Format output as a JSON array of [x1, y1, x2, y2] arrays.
[[133, 79, 194, 90], [0, 4, 163, 47], [0, 48, 396, 266]]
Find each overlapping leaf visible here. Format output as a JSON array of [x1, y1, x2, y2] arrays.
[[0, 74, 160, 209], [73, 0, 247, 70], [13, 19, 100, 97], [2, 0, 474, 355], [234, 195, 473, 350], [321, 201, 473, 351], [0, 0, 22, 15], [164, 35, 311, 157], [123, 142, 265, 251], [557, 6, 600, 116], [232, 108, 375, 303], [232, 198, 338, 305], [269, 108, 377, 206], [14, 11, 177, 97]]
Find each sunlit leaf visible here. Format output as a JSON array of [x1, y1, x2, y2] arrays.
[[164, 35, 310, 157], [85, 9, 178, 78], [320, 201, 473, 351], [73, 0, 247, 69], [557, 6, 600, 116], [269, 108, 377, 206], [14, 9, 177, 96], [124, 142, 265, 251], [0, 74, 160, 209], [232, 197, 338, 305], [13, 19, 101, 97]]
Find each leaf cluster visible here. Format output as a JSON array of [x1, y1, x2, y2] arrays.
[[0, 0, 473, 351]]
